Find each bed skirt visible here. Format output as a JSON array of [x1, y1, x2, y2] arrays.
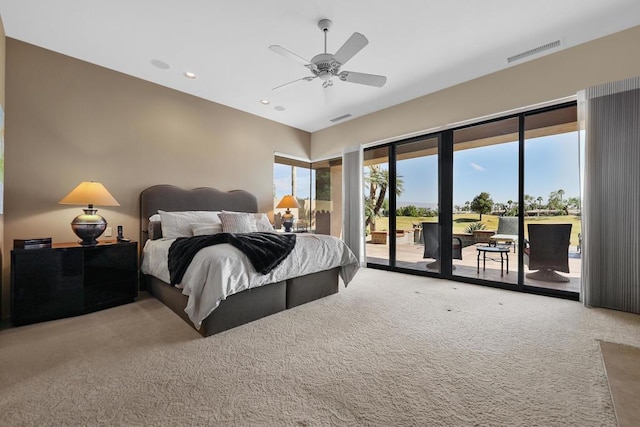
[[286, 267, 340, 308], [144, 266, 340, 336]]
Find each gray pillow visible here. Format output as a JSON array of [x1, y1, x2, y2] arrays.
[[218, 212, 259, 233], [148, 221, 163, 240]]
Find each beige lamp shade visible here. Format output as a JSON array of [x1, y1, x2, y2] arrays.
[[276, 195, 300, 210], [59, 181, 120, 207]]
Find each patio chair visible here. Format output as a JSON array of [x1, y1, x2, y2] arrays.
[[524, 223, 572, 282], [315, 210, 331, 235], [274, 213, 283, 230], [489, 216, 518, 252], [421, 222, 462, 270]]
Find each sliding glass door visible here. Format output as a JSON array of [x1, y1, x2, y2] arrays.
[[364, 102, 580, 298], [364, 147, 391, 266], [523, 105, 581, 292], [452, 117, 519, 285], [395, 137, 439, 272]]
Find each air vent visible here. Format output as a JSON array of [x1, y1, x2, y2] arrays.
[[150, 59, 170, 69], [330, 113, 352, 123], [507, 40, 561, 63]]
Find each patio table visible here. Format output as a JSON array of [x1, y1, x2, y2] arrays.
[[476, 245, 510, 276]]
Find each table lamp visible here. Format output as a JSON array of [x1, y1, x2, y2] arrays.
[[59, 181, 120, 245], [276, 195, 300, 232]]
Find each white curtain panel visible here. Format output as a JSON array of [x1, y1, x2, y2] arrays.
[[578, 76, 640, 314], [342, 145, 366, 266]]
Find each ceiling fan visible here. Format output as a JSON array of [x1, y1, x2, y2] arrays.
[[269, 19, 387, 90]]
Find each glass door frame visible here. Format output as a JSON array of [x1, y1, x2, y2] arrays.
[[365, 101, 579, 301]]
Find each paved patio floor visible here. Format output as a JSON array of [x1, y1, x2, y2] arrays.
[[365, 241, 581, 293]]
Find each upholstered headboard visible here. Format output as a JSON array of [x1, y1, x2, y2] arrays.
[[139, 185, 258, 245]]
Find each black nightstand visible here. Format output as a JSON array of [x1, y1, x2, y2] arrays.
[[10, 241, 138, 326]]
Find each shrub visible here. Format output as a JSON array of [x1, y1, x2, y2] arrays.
[[464, 222, 487, 233], [397, 205, 419, 217]]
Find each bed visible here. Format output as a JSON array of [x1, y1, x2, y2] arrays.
[[139, 185, 359, 336]]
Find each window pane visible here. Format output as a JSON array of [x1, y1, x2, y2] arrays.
[[453, 117, 519, 284], [395, 137, 439, 272], [524, 105, 580, 292], [273, 158, 310, 231], [364, 147, 390, 266], [311, 157, 342, 237]]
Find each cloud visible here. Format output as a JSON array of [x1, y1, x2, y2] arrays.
[[470, 162, 486, 172]]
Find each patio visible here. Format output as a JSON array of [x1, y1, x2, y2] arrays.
[[365, 238, 581, 293]]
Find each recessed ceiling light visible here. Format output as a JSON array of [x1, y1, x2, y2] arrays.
[[274, 106, 285, 111], [184, 71, 197, 79], [260, 99, 270, 105], [150, 59, 170, 69]]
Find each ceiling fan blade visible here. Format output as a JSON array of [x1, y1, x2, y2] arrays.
[[269, 45, 318, 72], [272, 75, 317, 91], [333, 32, 368, 66], [339, 71, 387, 87]]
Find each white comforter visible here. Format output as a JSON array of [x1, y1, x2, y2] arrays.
[[141, 233, 360, 329]]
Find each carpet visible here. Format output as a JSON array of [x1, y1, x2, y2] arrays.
[[1, 268, 640, 426]]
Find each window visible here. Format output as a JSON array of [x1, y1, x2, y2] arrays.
[[274, 155, 342, 236], [523, 105, 581, 292]]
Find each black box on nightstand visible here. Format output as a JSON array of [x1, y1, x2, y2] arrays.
[[13, 238, 52, 250]]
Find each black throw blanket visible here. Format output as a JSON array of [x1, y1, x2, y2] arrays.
[[168, 232, 296, 285]]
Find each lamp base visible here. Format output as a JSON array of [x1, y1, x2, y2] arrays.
[[282, 212, 294, 233], [71, 208, 107, 245]]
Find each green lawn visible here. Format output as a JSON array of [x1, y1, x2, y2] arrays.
[[370, 214, 582, 246]]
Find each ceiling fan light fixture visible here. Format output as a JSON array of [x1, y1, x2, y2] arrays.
[[269, 18, 386, 91]]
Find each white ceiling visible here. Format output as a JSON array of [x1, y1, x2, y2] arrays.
[[1, 0, 639, 133]]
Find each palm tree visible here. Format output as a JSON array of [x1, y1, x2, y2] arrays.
[[536, 196, 544, 216], [558, 189, 565, 203], [364, 165, 404, 230], [524, 194, 535, 212]]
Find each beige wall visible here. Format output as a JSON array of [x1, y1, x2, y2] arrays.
[[2, 39, 310, 318], [311, 25, 640, 159], [0, 17, 5, 320]]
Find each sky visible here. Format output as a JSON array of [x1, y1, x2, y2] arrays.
[[398, 132, 581, 207], [274, 131, 581, 207], [274, 165, 311, 199]]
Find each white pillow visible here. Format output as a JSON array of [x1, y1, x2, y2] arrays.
[[218, 212, 258, 233], [253, 213, 275, 232], [158, 210, 221, 238], [191, 223, 224, 236], [149, 213, 161, 222]]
